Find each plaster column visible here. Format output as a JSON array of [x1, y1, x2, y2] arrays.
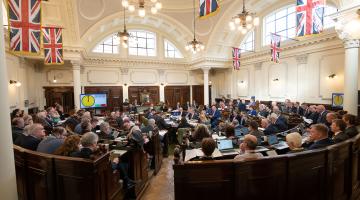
[[295, 54, 308, 102], [0, 7, 18, 199], [71, 61, 81, 110], [121, 68, 129, 102], [343, 39, 360, 115], [158, 70, 165, 102], [202, 67, 211, 106]]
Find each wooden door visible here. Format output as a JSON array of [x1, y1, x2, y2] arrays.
[[192, 85, 204, 106], [84, 86, 123, 112], [44, 87, 74, 113], [128, 86, 160, 105], [164, 86, 190, 108]]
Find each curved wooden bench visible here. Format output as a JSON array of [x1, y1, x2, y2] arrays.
[[13, 145, 123, 200], [173, 134, 360, 200]]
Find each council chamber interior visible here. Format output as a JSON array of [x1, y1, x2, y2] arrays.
[[1, 0, 360, 200]]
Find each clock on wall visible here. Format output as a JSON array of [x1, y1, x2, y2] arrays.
[[81, 95, 95, 107]]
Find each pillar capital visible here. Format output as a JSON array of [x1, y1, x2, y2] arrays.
[[201, 67, 211, 73], [70, 60, 81, 67], [344, 39, 360, 49], [296, 54, 309, 64], [254, 62, 262, 70]]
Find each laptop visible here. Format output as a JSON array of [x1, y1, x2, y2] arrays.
[[235, 127, 249, 137], [267, 135, 289, 150], [217, 139, 235, 152]]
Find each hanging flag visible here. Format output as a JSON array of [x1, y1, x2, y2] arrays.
[[270, 34, 281, 63], [7, 0, 42, 55], [232, 47, 241, 70], [42, 26, 64, 65], [296, 0, 326, 37], [199, 0, 219, 19]]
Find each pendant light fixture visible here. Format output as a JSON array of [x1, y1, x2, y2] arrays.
[[185, 0, 205, 54], [228, 0, 259, 34], [121, 0, 162, 17], [118, 7, 130, 48]]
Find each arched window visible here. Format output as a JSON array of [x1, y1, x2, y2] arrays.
[[128, 30, 156, 56], [92, 34, 119, 54], [263, 5, 338, 45], [164, 40, 183, 58], [239, 31, 254, 53], [2, 1, 8, 28]]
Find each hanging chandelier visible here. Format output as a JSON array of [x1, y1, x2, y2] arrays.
[[118, 8, 130, 48], [228, 0, 259, 35], [121, 0, 162, 17], [185, 0, 205, 54]]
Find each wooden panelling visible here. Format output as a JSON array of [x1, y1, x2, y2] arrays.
[[165, 86, 190, 108], [128, 86, 159, 105], [44, 87, 74, 113], [351, 134, 360, 200], [84, 86, 123, 112], [192, 85, 204, 106]]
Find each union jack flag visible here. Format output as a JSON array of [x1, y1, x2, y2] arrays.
[[270, 34, 281, 63], [42, 27, 64, 65], [7, 0, 42, 55], [199, 0, 219, 19], [232, 47, 241, 70], [296, 0, 326, 37]]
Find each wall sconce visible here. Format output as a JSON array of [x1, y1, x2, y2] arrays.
[[273, 78, 279, 82], [237, 80, 245, 86], [9, 80, 21, 87], [327, 74, 337, 79], [209, 81, 212, 85], [53, 76, 57, 83], [124, 83, 128, 86], [160, 83, 164, 86]]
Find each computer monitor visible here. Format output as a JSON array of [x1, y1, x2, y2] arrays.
[[268, 135, 278, 145], [217, 139, 233, 150], [235, 127, 249, 137]]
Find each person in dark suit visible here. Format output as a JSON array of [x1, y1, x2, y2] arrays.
[[190, 138, 216, 161], [37, 126, 67, 154], [248, 121, 264, 145], [98, 122, 115, 140], [325, 112, 337, 137], [261, 119, 279, 135], [71, 132, 99, 159], [331, 119, 349, 143], [14, 123, 45, 151], [229, 110, 242, 123], [11, 117, 25, 142], [316, 105, 328, 124], [209, 105, 221, 128], [258, 104, 270, 118], [141, 119, 156, 133], [293, 102, 304, 116], [154, 114, 171, 130], [238, 99, 247, 112], [307, 124, 334, 150], [247, 106, 257, 116], [301, 103, 311, 118], [178, 117, 195, 129], [343, 114, 358, 138], [186, 107, 199, 121], [270, 113, 287, 132]]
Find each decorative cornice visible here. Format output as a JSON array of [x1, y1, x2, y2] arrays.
[[343, 39, 360, 49]]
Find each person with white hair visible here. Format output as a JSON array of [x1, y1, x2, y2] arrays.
[[98, 122, 115, 140], [71, 132, 99, 159], [270, 113, 288, 132], [141, 118, 156, 133], [286, 132, 304, 153], [261, 118, 279, 136], [14, 123, 45, 151], [11, 117, 25, 142]]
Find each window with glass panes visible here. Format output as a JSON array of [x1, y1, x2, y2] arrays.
[[240, 31, 254, 53], [92, 34, 119, 54], [164, 40, 183, 58], [128, 30, 156, 56]]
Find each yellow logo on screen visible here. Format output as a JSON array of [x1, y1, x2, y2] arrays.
[[333, 95, 343, 106], [82, 95, 95, 107]]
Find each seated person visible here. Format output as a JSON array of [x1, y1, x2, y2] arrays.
[[331, 119, 349, 143], [178, 116, 195, 129], [232, 119, 243, 129], [191, 124, 211, 142], [343, 114, 358, 138], [270, 113, 287, 132], [54, 135, 81, 156], [98, 122, 115, 140], [141, 118, 156, 133], [247, 106, 257, 116], [70, 132, 99, 159], [199, 110, 210, 124], [190, 138, 216, 161], [11, 117, 25, 142], [261, 118, 279, 135], [248, 121, 264, 145], [90, 117, 99, 132], [37, 127, 67, 154], [147, 109, 156, 119], [307, 124, 334, 150], [23, 114, 33, 126], [209, 105, 221, 128], [258, 104, 270, 118], [234, 135, 263, 161], [123, 119, 145, 149], [230, 111, 242, 123], [186, 107, 199, 121], [286, 132, 304, 153], [326, 112, 337, 137], [14, 123, 45, 151], [74, 117, 91, 134], [225, 124, 235, 139], [154, 113, 171, 130]]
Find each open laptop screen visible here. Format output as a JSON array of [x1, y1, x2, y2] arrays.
[[217, 140, 233, 150]]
